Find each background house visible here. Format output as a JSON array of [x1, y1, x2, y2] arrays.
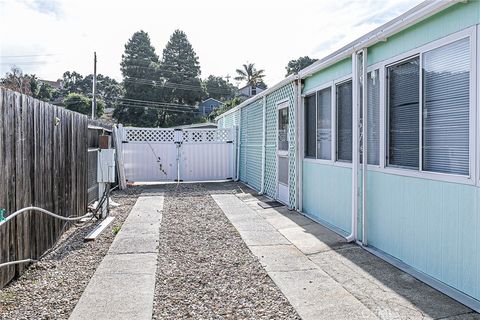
[[237, 83, 266, 99], [199, 98, 223, 116]]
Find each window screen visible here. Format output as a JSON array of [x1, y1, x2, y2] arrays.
[[278, 107, 289, 151], [278, 156, 289, 185], [305, 94, 316, 158], [336, 80, 352, 162], [367, 70, 380, 165], [423, 38, 470, 175], [388, 57, 419, 169], [317, 88, 332, 160]]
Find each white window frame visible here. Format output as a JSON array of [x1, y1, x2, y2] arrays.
[[365, 64, 384, 170], [276, 99, 290, 157], [379, 26, 477, 185], [303, 81, 335, 165], [334, 75, 354, 168], [276, 99, 290, 203], [303, 92, 318, 160], [300, 26, 477, 186]]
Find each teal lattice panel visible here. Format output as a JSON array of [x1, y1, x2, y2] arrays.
[[245, 100, 263, 190], [239, 107, 248, 182], [217, 118, 224, 128], [264, 83, 296, 207]]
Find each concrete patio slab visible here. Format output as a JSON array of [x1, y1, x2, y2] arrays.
[[249, 244, 318, 272], [309, 246, 473, 319], [238, 229, 291, 246], [213, 192, 478, 320], [261, 211, 315, 229], [69, 195, 163, 320], [269, 269, 379, 320], [278, 223, 352, 255]]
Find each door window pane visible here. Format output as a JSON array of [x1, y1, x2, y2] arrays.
[[317, 88, 332, 160], [423, 38, 470, 175], [278, 156, 289, 185], [305, 94, 316, 158], [388, 57, 419, 169], [278, 107, 289, 151], [336, 80, 352, 162]]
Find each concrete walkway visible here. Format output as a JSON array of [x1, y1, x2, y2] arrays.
[[213, 192, 478, 320], [69, 195, 163, 320]]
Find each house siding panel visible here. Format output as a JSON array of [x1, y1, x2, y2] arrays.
[[302, 161, 352, 234], [366, 171, 480, 300]]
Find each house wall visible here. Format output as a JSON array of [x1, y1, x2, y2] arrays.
[[217, 82, 297, 208], [301, 1, 480, 306]]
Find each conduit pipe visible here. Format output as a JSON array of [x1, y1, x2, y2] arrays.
[[260, 96, 267, 194], [0, 207, 93, 227], [361, 48, 368, 246], [0, 207, 93, 269]]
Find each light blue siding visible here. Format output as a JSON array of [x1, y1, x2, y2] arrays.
[[302, 161, 352, 234], [368, 2, 480, 66], [303, 58, 352, 93], [366, 171, 480, 300]]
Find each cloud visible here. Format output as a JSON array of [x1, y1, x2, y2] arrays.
[[0, 0, 423, 86], [21, 0, 63, 17]]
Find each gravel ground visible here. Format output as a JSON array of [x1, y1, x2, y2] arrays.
[[153, 183, 300, 319], [0, 189, 138, 320]]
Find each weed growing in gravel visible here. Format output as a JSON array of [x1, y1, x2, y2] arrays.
[[112, 226, 121, 235]]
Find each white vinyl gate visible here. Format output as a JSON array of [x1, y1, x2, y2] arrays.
[[120, 127, 236, 182]]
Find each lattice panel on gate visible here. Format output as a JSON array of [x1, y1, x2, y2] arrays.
[[183, 129, 230, 143], [125, 128, 175, 142]]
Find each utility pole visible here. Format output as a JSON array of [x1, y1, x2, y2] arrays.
[[92, 52, 97, 119]]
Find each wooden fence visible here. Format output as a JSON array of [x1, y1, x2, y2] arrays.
[[0, 87, 90, 288]]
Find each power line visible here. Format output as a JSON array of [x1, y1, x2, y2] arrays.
[[0, 53, 57, 58], [122, 77, 233, 95]]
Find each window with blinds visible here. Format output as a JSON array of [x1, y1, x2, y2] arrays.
[[388, 57, 420, 169], [305, 94, 316, 158], [422, 38, 470, 175], [317, 87, 332, 160], [336, 80, 353, 162], [367, 70, 380, 165]]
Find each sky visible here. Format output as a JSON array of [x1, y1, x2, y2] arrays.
[[0, 0, 423, 87]]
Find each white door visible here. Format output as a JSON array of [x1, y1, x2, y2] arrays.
[[277, 103, 289, 205]]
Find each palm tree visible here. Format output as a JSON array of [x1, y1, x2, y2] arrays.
[[234, 63, 265, 87]]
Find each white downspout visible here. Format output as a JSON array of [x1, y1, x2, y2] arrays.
[[260, 96, 267, 194], [361, 48, 368, 246], [346, 51, 359, 243]]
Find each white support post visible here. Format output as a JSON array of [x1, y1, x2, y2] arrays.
[[260, 96, 267, 194], [347, 51, 360, 243]]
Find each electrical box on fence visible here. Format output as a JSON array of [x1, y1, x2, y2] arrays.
[[97, 149, 116, 183]]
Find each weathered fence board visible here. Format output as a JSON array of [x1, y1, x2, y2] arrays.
[[0, 87, 91, 288]]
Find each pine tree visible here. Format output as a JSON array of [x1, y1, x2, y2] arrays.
[[159, 30, 204, 126], [114, 30, 164, 126]]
